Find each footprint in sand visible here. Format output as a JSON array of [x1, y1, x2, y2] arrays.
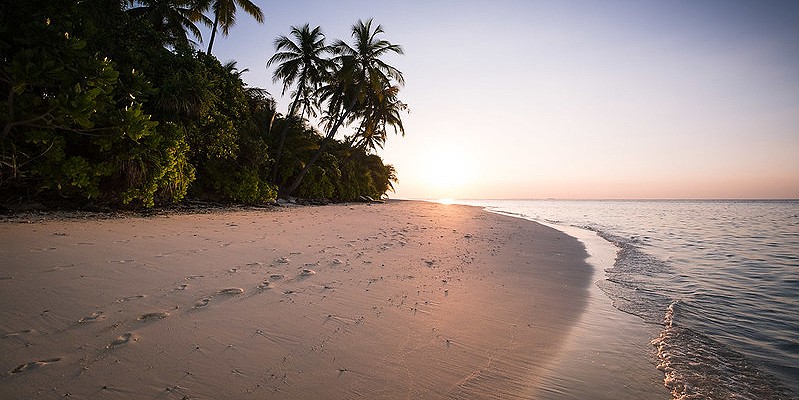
[[275, 257, 290, 264], [30, 247, 57, 252], [269, 274, 284, 280], [1, 329, 34, 339], [174, 284, 188, 291], [108, 333, 135, 348], [300, 269, 317, 277], [186, 275, 204, 280], [193, 288, 243, 309], [9, 358, 62, 375], [138, 311, 169, 322], [258, 281, 271, 290], [193, 298, 211, 309], [117, 295, 146, 302], [78, 312, 106, 323]]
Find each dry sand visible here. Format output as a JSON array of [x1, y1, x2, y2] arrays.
[[1, 200, 597, 399]]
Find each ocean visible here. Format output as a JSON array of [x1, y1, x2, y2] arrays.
[[449, 199, 798, 400]]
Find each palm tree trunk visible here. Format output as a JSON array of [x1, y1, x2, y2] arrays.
[[269, 89, 303, 182], [279, 97, 356, 198], [206, 14, 219, 55]]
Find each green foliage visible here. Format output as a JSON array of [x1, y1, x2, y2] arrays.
[[1, 2, 402, 207], [118, 123, 195, 207], [272, 126, 398, 201], [205, 164, 277, 204], [1, 0, 193, 206]]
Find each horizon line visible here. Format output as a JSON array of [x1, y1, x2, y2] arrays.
[[398, 197, 799, 202]]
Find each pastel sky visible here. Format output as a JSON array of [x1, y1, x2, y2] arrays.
[[201, 0, 799, 199]]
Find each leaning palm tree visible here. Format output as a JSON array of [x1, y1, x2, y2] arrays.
[[203, 0, 264, 55], [280, 19, 405, 197], [266, 24, 332, 182], [350, 83, 407, 153]]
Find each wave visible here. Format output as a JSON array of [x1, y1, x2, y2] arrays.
[[600, 231, 796, 400], [652, 301, 795, 400]]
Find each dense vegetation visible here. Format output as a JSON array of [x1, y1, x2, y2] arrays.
[[0, 0, 405, 208]]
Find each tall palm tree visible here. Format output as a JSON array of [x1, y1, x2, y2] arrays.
[[125, 0, 210, 48], [281, 19, 404, 197], [266, 24, 332, 182], [203, 0, 264, 55]]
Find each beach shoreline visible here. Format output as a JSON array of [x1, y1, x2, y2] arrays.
[[1, 200, 660, 398]]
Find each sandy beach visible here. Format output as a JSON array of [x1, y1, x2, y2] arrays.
[[2, 200, 632, 399]]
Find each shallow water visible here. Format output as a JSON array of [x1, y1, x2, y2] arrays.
[[530, 223, 666, 400], [453, 199, 799, 400]]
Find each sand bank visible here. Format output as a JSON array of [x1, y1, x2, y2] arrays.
[[2, 200, 601, 399]]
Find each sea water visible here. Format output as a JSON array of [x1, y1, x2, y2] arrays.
[[450, 200, 798, 400]]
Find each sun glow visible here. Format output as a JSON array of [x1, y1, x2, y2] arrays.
[[422, 149, 475, 197]]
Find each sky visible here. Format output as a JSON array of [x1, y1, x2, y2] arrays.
[[200, 0, 799, 199]]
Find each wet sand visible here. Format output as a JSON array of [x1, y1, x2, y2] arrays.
[[2, 200, 606, 399]]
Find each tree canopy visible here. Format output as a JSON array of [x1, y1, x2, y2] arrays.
[[1, 1, 405, 209]]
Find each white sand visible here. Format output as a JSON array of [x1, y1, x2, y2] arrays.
[[1, 201, 598, 399]]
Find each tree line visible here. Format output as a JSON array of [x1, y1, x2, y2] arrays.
[[0, 0, 406, 208]]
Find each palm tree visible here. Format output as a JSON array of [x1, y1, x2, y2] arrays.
[[266, 24, 332, 182], [125, 0, 210, 48], [203, 0, 264, 55], [280, 19, 404, 197], [350, 83, 407, 153]]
